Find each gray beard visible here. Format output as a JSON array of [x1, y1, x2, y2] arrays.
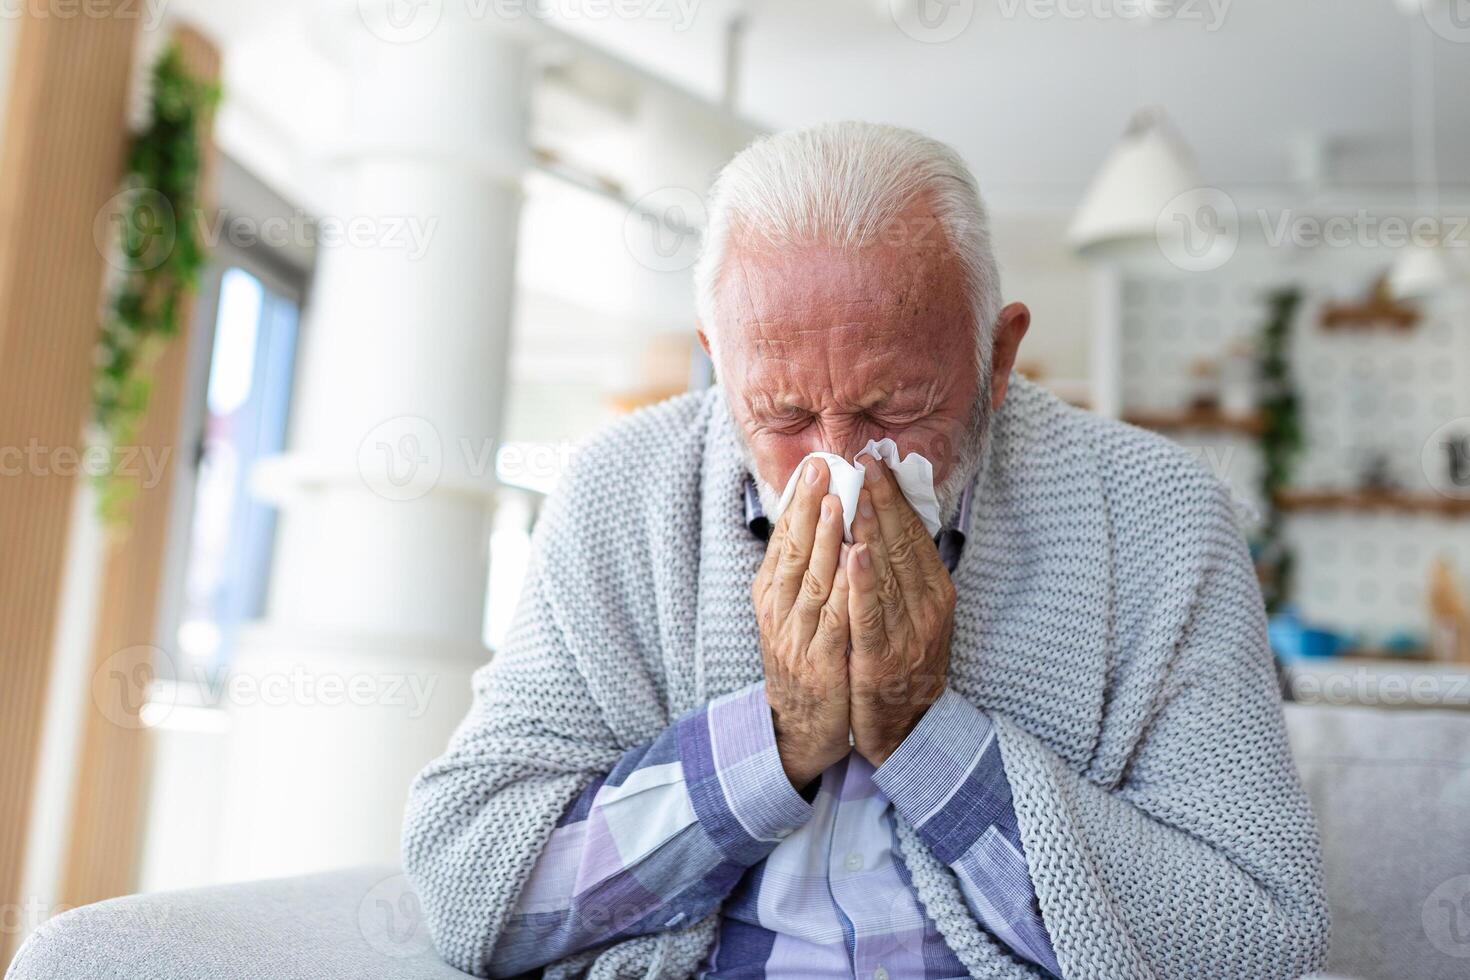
[[735, 367, 993, 528]]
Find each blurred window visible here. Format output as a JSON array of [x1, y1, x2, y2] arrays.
[[173, 262, 301, 674]]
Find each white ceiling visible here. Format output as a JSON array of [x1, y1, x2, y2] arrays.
[[172, 0, 1470, 215], [556, 0, 1470, 206]]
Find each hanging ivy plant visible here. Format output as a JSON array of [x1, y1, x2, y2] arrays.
[[1254, 286, 1304, 613], [92, 43, 220, 526]]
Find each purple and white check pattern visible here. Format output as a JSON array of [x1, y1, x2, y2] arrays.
[[490, 683, 1059, 978]]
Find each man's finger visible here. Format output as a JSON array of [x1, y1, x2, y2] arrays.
[[846, 543, 888, 660], [772, 456, 829, 614], [852, 479, 893, 586], [853, 486, 904, 634], [808, 543, 850, 661], [864, 456, 946, 593], [792, 493, 843, 641]]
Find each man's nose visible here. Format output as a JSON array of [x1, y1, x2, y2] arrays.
[[804, 418, 880, 463]]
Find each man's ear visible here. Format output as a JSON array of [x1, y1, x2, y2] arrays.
[[988, 302, 1031, 410], [695, 322, 713, 358]]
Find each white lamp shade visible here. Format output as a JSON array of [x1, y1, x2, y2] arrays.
[[1068, 109, 1203, 260]]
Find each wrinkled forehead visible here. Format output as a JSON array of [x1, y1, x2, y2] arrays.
[[711, 238, 973, 376]]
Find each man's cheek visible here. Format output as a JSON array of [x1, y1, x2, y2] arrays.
[[751, 435, 810, 489]]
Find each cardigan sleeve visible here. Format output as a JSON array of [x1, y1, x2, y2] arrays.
[[403, 395, 739, 979], [403, 539, 736, 978], [403, 548, 627, 977]]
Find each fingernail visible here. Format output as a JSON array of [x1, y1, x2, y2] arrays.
[[820, 499, 831, 522], [857, 545, 872, 570], [804, 461, 820, 485], [862, 461, 879, 484], [859, 498, 874, 520]]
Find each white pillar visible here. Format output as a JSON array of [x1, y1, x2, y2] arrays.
[[608, 89, 748, 376], [219, 6, 532, 880]]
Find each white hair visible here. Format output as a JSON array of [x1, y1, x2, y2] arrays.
[[695, 122, 1003, 518], [693, 120, 1001, 372]]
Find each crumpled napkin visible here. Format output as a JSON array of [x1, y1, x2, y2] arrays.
[[772, 438, 941, 542]]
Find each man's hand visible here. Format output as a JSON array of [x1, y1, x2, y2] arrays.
[[754, 457, 851, 790], [847, 458, 956, 767]]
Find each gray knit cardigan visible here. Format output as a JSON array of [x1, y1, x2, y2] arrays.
[[402, 377, 1330, 980]]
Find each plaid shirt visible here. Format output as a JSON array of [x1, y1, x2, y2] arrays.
[[489, 484, 1058, 979]]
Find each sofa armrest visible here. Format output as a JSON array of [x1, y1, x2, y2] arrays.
[[1286, 703, 1470, 980], [6, 866, 472, 980]]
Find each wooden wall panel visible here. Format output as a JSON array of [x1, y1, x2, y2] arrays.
[[58, 23, 221, 912], [0, 6, 141, 966]]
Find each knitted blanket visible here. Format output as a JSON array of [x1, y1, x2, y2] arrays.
[[402, 376, 1330, 979]]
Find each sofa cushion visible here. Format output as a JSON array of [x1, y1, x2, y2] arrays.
[[7, 866, 471, 980], [1285, 703, 1470, 980]]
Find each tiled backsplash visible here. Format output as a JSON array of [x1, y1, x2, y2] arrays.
[[1120, 274, 1470, 641]]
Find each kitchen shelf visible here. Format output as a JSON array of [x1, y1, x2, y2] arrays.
[[1123, 407, 1265, 437], [1317, 274, 1422, 331], [1319, 298, 1421, 331], [1273, 489, 1470, 517]]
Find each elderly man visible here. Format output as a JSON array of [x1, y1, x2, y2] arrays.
[[403, 122, 1329, 979]]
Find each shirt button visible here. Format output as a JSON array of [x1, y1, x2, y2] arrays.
[[874, 968, 889, 980], [844, 852, 863, 872]]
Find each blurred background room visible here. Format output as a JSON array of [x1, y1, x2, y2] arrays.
[[1, 0, 1469, 972]]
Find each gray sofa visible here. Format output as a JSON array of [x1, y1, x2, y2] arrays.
[[9, 703, 1470, 980]]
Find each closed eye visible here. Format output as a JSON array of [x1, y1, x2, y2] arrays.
[[761, 410, 816, 434], [867, 409, 929, 428]]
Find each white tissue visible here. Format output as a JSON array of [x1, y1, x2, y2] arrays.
[[772, 438, 941, 541]]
